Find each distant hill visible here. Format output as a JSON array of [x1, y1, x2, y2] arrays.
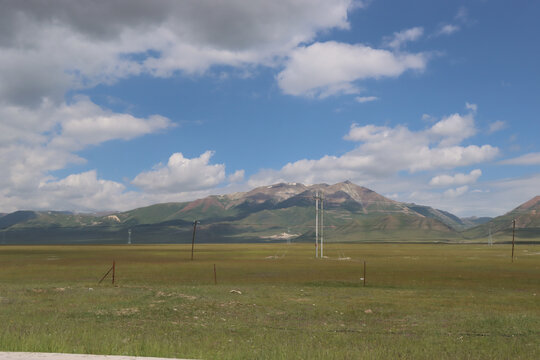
[[0, 211, 38, 229], [404, 203, 466, 230], [0, 181, 462, 244], [1, 182, 537, 244], [463, 196, 540, 240], [460, 216, 493, 228]]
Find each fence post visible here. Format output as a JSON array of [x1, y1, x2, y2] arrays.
[[363, 261, 366, 287], [191, 220, 199, 261]]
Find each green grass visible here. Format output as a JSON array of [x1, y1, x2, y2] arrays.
[[0, 243, 539, 359]]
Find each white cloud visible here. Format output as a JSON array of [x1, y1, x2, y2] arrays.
[[37, 170, 130, 211], [355, 96, 379, 103], [0, 97, 173, 211], [0, 0, 357, 106], [249, 107, 498, 187], [432, 7, 468, 39], [444, 185, 469, 198], [465, 102, 477, 113], [429, 169, 482, 187], [429, 112, 476, 146], [132, 151, 226, 193], [421, 113, 436, 122], [277, 41, 427, 97], [488, 120, 506, 133], [437, 24, 460, 36], [407, 173, 540, 217], [49, 97, 172, 150], [0, 169, 143, 212], [228, 169, 245, 183], [384, 27, 424, 49], [455, 7, 468, 22], [0, 1, 365, 212], [499, 152, 540, 165]]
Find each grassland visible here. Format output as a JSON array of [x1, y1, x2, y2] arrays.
[[0, 242, 539, 359]]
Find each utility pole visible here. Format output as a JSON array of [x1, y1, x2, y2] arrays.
[[313, 191, 325, 259], [128, 229, 132, 245], [191, 220, 199, 261], [320, 193, 324, 258], [315, 191, 319, 258]]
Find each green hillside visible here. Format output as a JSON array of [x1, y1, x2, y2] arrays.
[[1, 182, 537, 244], [463, 196, 540, 240]]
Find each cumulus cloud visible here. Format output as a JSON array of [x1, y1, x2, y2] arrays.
[[429, 112, 476, 146], [0, 149, 241, 212], [0, 0, 356, 106], [384, 27, 424, 49], [50, 98, 172, 150], [407, 173, 540, 217], [0, 97, 173, 211], [0, 0, 369, 212], [429, 169, 482, 187], [228, 170, 245, 183], [443, 185, 469, 198], [277, 41, 427, 97], [132, 151, 226, 193], [249, 106, 498, 187], [37, 170, 129, 211], [0, 169, 141, 212]]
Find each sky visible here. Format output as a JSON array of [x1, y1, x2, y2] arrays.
[[1, 0, 539, 217]]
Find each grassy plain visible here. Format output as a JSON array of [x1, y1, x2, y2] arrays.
[[0, 242, 538, 359]]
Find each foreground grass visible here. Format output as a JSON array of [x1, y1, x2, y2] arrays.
[[0, 243, 539, 359]]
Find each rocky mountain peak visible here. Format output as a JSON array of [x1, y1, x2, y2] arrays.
[[315, 181, 395, 205]]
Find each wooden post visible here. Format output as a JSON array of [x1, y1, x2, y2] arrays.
[[511, 219, 516, 263], [191, 220, 199, 261], [112, 260, 116, 285], [363, 261, 366, 287], [98, 262, 114, 284], [214, 264, 217, 285]]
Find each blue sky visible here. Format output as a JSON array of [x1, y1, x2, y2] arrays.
[[1, 0, 539, 216]]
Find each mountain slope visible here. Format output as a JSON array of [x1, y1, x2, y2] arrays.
[[463, 196, 540, 239], [4, 181, 520, 244], [0, 211, 38, 229], [405, 204, 467, 230]]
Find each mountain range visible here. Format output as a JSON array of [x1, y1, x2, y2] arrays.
[[0, 181, 538, 244]]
